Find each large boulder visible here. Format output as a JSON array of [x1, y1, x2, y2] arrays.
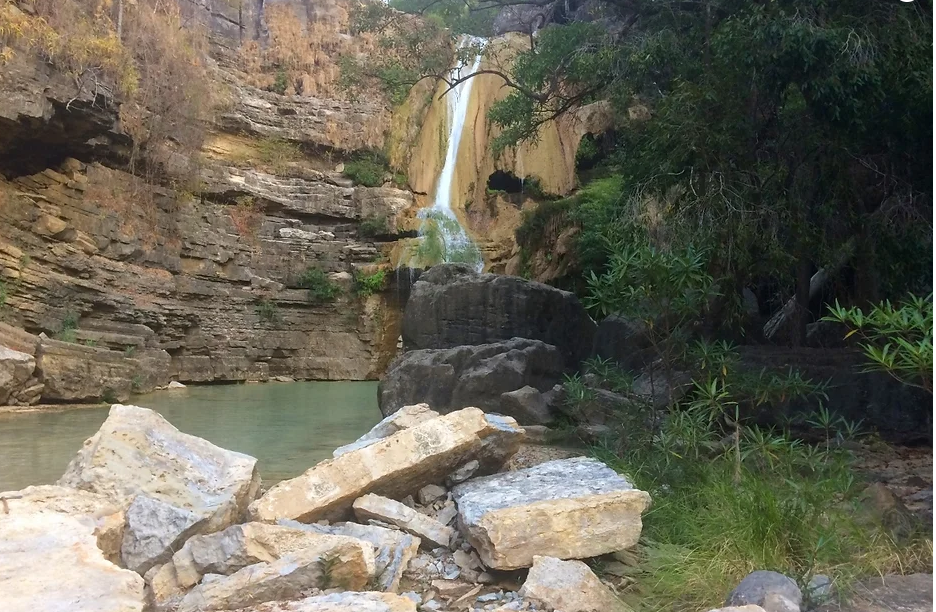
[[520, 555, 628, 612], [378, 338, 564, 422], [0, 344, 41, 405], [0, 511, 145, 612], [248, 408, 523, 524], [36, 335, 137, 402], [0, 484, 126, 563], [451, 457, 651, 570], [223, 592, 417, 612], [175, 536, 376, 612], [401, 264, 595, 367], [58, 404, 261, 573], [333, 404, 440, 458]]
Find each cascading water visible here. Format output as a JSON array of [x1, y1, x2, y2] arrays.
[[412, 38, 485, 272]]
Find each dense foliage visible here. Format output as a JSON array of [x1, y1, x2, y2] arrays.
[[500, 0, 932, 342]]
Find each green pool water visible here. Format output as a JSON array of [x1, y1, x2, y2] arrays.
[[0, 381, 381, 492]]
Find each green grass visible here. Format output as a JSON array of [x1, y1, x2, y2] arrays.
[[588, 411, 933, 612]]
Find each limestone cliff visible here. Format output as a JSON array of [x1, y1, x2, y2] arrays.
[[0, 0, 426, 403]]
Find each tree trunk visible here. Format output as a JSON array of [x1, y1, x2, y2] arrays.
[[792, 256, 811, 346]]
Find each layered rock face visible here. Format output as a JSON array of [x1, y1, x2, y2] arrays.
[[0, 0, 432, 399]]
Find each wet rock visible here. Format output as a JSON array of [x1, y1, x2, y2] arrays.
[[726, 571, 802, 612], [520, 556, 627, 612], [58, 404, 261, 571], [175, 536, 376, 612], [333, 404, 440, 458], [353, 494, 454, 549], [0, 511, 145, 612], [451, 457, 651, 570], [379, 339, 564, 420], [401, 264, 596, 367], [279, 520, 420, 593], [0, 484, 125, 563], [249, 408, 523, 524], [222, 592, 418, 611]]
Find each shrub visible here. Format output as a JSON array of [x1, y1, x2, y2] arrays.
[[101, 387, 118, 404], [297, 265, 339, 304], [254, 298, 280, 323], [343, 156, 386, 187], [55, 309, 79, 343], [230, 197, 263, 243], [823, 294, 933, 393], [255, 138, 303, 173], [359, 215, 389, 238], [353, 269, 387, 298], [272, 68, 289, 94]]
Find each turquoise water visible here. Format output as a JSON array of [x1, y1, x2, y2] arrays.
[[0, 381, 381, 492]]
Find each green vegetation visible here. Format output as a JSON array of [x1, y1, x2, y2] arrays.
[[359, 215, 390, 239], [353, 270, 387, 298], [0, 279, 6, 311], [55, 310, 79, 344], [254, 138, 303, 173], [824, 295, 933, 393], [254, 298, 280, 323], [124, 345, 137, 357], [272, 68, 289, 95], [343, 158, 385, 188], [101, 387, 118, 404], [297, 265, 340, 304]]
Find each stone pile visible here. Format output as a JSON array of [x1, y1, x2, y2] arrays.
[[0, 402, 652, 612]]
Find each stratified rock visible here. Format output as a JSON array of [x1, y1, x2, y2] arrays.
[[401, 264, 596, 367], [0, 511, 145, 612], [378, 339, 564, 419], [353, 494, 454, 549], [726, 571, 802, 612], [451, 457, 651, 570], [0, 484, 125, 563], [58, 404, 261, 571], [278, 520, 420, 593], [333, 404, 440, 457], [249, 408, 523, 524], [224, 592, 417, 611], [176, 536, 376, 612], [0, 344, 41, 405], [35, 335, 137, 402], [520, 556, 628, 612]]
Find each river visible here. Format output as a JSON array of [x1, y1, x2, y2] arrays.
[[0, 381, 381, 491]]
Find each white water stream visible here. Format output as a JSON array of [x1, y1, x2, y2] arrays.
[[414, 39, 485, 271]]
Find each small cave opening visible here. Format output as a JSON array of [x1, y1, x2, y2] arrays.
[[575, 131, 618, 172], [486, 170, 524, 194]]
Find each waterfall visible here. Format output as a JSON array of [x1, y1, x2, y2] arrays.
[[413, 38, 484, 272]]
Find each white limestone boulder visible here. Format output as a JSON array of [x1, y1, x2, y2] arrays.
[[451, 457, 651, 569], [0, 484, 126, 563], [0, 511, 145, 612], [58, 404, 261, 573], [175, 535, 376, 612], [249, 408, 523, 523], [353, 493, 454, 549], [332, 403, 440, 457], [224, 592, 417, 611], [520, 555, 628, 612]]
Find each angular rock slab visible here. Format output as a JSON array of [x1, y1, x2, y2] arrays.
[[353, 493, 454, 549], [176, 535, 376, 612], [58, 404, 261, 571], [333, 404, 440, 458], [451, 457, 651, 570], [520, 556, 629, 612], [0, 484, 126, 563], [226, 592, 417, 611], [249, 408, 523, 523], [0, 511, 145, 612], [279, 520, 420, 593]]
